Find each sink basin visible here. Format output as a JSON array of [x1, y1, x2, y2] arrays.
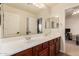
[[24, 37, 31, 40], [0, 37, 27, 44], [30, 36, 44, 41]]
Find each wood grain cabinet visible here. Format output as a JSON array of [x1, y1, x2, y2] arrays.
[[42, 42, 49, 49], [32, 44, 43, 56], [49, 45, 56, 56], [39, 42, 49, 56], [48, 37, 60, 56], [33, 42, 49, 56], [12, 48, 33, 56], [48, 39, 56, 56], [39, 48, 48, 56], [55, 38, 60, 54], [12, 37, 60, 56]]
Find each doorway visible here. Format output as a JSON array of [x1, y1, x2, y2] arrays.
[[65, 5, 79, 56]]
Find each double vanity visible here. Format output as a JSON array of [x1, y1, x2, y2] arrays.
[[12, 37, 60, 56], [0, 4, 61, 56], [0, 34, 61, 56]]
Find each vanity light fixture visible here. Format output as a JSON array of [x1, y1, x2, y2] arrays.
[[55, 16, 59, 18], [32, 3, 45, 8], [72, 10, 79, 15]]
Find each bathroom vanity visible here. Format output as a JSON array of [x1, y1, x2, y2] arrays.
[[0, 4, 61, 56], [12, 37, 60, 56]]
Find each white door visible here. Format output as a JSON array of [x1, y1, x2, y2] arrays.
[[4, 12, 20, 37]]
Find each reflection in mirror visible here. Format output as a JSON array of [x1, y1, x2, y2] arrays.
[[1, 3, 52, 38], [50, 17, 59, 29], [0, 7, 1, 25], [55, 17, 59, 28], [3, 12, 21, 37], [2, 4, 41, 38], [45, 18, 50, 29], [50, 17, 55, 29], [37, 18, 42, 33], [45, 17, 59, 29], [28, 17, 37, 35], [51, 21, 54, 28], [56, 22, 59, 28], [26, 17, 29, 35]]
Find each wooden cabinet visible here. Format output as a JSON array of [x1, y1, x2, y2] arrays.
[[49, 45, 56, 56], [49, 39, 56, 56], [42, 42, 49, 49], [39, 48, 48, 56], [39, 42, 49, 56], [33, 42, 49, 56], [48, 37, 60, 56], [12, 37, 60, 56], [12, 48, 33, 56], [32, 44, 43, 56], [55, 38, 60, 54]]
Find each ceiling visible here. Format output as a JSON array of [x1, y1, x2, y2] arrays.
[[6, 3, 57, 15], [66, 5, 79, 18]]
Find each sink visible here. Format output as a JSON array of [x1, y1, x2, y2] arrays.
[[0, 37, 27, 44], [30, 36, 44, 41], [24, 37, 31, 40]]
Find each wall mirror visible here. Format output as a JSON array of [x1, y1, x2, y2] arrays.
[[1, 4, 44, 38], [45, 17, 59, 29], [50, 17, 59, 29], [0, 7, 1, 25], [45, 18, 50, 29], [50, 17, 55, 28], [1, 3, 59, 38], [3, 13, 42, 38], [37, 18, 42, 34]]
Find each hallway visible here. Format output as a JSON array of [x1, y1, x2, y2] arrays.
[[65, 40, 79, 56]]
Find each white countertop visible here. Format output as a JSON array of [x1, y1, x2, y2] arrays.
[[0, 33, 60, 56]]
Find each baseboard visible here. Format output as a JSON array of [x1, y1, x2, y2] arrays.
[[60, 50, 65, 53], [59, 50, 70, 56]]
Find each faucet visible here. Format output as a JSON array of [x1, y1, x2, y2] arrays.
[[26, 31, 31, 35]]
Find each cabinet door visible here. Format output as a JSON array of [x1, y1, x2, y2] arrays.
[[4, 12, 20, 37], [33, 44, 43, 56], [49, 45, 56, 56], [48, 40, 54, 46], [39, 48, 48, 56], [56, 38, 60, 54], [42, 42, 49, 49], [13, 48, 33, 56]]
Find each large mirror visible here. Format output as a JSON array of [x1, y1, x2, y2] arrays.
[[0, 7, 1, 26], [45, 18, 50, 29], [3, 13, 43, 38], [37, 18, 42, 33], [1, 3, 59, 38], [50, 17, 59, 29], [45, 17, 59, 29], [1, 4, 43, 38]]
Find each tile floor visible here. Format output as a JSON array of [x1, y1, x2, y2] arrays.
[[65, 40, 79, 56], [57, 52, 70, 56]]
